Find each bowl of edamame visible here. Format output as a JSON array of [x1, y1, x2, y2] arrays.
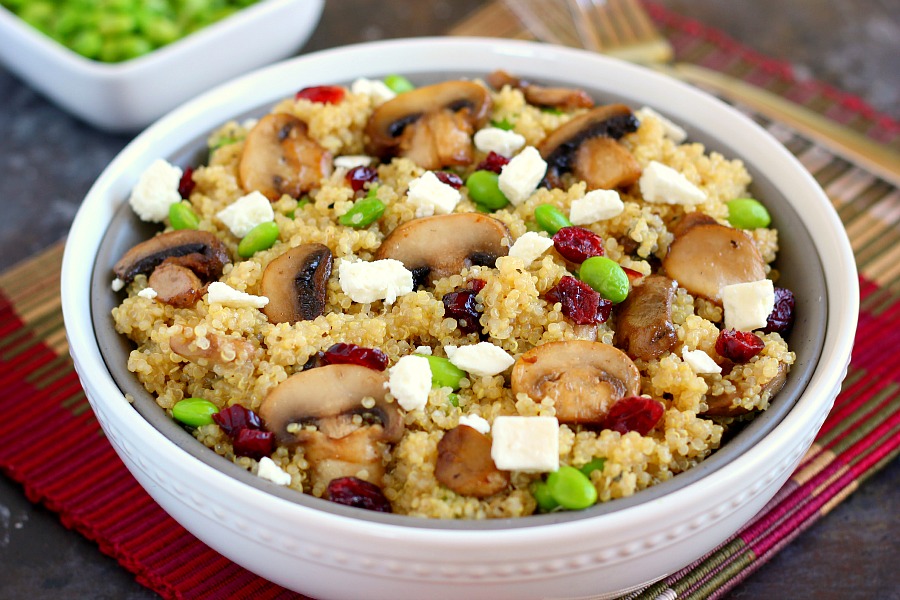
[[0, 0, 324, 131]]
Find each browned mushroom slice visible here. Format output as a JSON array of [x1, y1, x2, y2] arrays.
[[435, 425, 509, 498], [572, 136, 642, 190], [239, 113, 332, 201], [614, 275, 678, 362], [169, 331, 257, 366], [662, 216, 766, 304], [113, 229, 230, 284], [703, 363, 788, 417], [148, 261, 205, 308], [511, 341, 641, 425], [485, 69, 594, 110], [671, 211, 718, 238], [364, 80, 492, 170], [375, 213, 511, 287], [260, 243, 332, 323]]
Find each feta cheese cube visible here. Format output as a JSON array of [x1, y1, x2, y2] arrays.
[[334, 155, 374, 170], [639, 161, 707, 205], [406, 171, 462, 217], [498, 146, 547, 206], [682, 348, 722, 374], [111, 278, 125, 292], [137, 287, 158, 300], [474, 127, 526, 157], [351, 77, 397, 104], [491, 416, 559, 472], [128, 159, 183, 222], [414, 345, 432, 356], [207, 282, 269, 309], [444, 342, 514, 377], [216, 191, 274, 238], [388, 354, 432, 411], [458, 414, 490, 435], [722, 279, 775, 331], [257, 457, 291, 486], [636, 106, 688, 143], [338, 258, 414, 304], [569, 189, 625, 224], [508, 231, 554, 265]]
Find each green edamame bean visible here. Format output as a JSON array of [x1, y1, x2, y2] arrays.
[[172, 397, 219, 427], [169, 201, 200, 230], [546, 465, 598, 510], [465, 170, 509, 211], [339, 196, 385, 228], [579, 256, 630, 304], [534, 204, 573, 234], [237, 221, 279, 258], [531, 480, 560, 513], [420, 355, 466, 390], [383, 74, 415, 94], [579, 457, 606, 477], [727, 198, 771, 229], [490, 118, 514, 131]]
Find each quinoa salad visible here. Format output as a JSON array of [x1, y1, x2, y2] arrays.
[[110, 71, 796, 518]]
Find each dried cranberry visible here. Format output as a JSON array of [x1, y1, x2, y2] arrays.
[[434, 171, 464, 189], [545, 276, 611, 325], [715, 329, 765, 363], [346, 166, 378, 192], [443, 289, 482, 334], [466, 278, 487, 293], [295, 85, 345, 104], [212, 405, 262, 437], [232, 428, 276, 460], [763, 287, 795, 334], [602, 397, 664, 436], [178, 167, 195, 199], [326, 477, 392, 513], [622, 266, 644, 286], [323, 343, 389, 371], [552, 227, 604, 263], [476, 151, 510, 173]]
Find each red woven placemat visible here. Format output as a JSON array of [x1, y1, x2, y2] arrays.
[[1, 3, 898, 599]]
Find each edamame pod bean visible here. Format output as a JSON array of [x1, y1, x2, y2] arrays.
[[546, 465, 598, 510], [579, 256, 630, 304], [534, 204, 573, 234], [420, 355, 466, 390], [237, 221, 279, 258], [339, 196, 385, 228], [169, 201, 200, 230], [383, 74, 415, 94], [727, 198, 771, 229], [531, 480, 560, 512], [579, 457, 606, 477], [173, 397, 219, 427], [465, 170, 509, 211]]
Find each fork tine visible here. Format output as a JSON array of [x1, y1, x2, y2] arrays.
[[567, 0, 604, 52]]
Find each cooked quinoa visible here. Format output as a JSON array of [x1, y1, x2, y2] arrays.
[[112, 74, 795, 519]]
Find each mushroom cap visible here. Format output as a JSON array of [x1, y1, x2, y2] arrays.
[[537, 104, 638, 174], [113, 229, 230, 284], [485, 69, 594, 110], [375, 213, 511, 286], [259, 363, 403, 446], [147, 262, 205, 308], [260, 243, 333, 323], [511, 340, 641, 425], [435, 425, 509, 498], [239, 113, 332, 201], [662, 217, 766, 304], [571, 136, 642, 190], [614, 274, 678, 362]]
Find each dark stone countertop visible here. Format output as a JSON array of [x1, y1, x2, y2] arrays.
[[0, 1, 896, 598]]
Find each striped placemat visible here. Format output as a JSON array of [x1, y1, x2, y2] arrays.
[[1, 2, 897, 599]]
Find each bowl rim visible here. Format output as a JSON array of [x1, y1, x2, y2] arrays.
[[63, 37, 858, 539]]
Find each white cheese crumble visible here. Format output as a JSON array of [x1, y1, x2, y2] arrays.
[[111, 277, 125, 292], [388, 354, 432, 411], [682, 348, 722, 374], [137, 287, 158, 300], [569, 189, 625, 224], [444, 342, 514, 377], [338, 258, 414, 304], [508, 231, 554, 265], [636, 106, 688, 143], [350, 77, 396, 104], [722, 279, 775, 331], [406, 171, 461, 217], [257, 457, 291, 486], [128, 158, 183, 222], [216, 191, 274, 238], [473, 126, 526, 157], [414, 345, 433, 355], [458, 414, 490, 435], [334, 155, 374, 170], [639, 161, 707, 205], [491, 416, 559, 472], [498, 146, 547, 206], [207, 282, 269, 309]]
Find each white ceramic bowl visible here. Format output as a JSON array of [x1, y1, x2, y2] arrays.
[[62, 38, 857, 599], [0, 0, 323, 132]]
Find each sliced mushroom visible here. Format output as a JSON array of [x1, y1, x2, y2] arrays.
[[671, 211, 718, 238], [169, 331, 257, 366], [662, 214, 766, 304], [435, 425, 509, 498], [148, 261, 205, 308], [113, 229, 230, 284], [511, 341, 641, 425], [538, 104, 641, 190], [375, 213, 511, 286], [486, 69, 594, 110], [239, 113, 332, 201], [364, 80, 491, 170], [260, 243, 333, 323], [703, 362, 788, 417], [614, 275, 678, 362]]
